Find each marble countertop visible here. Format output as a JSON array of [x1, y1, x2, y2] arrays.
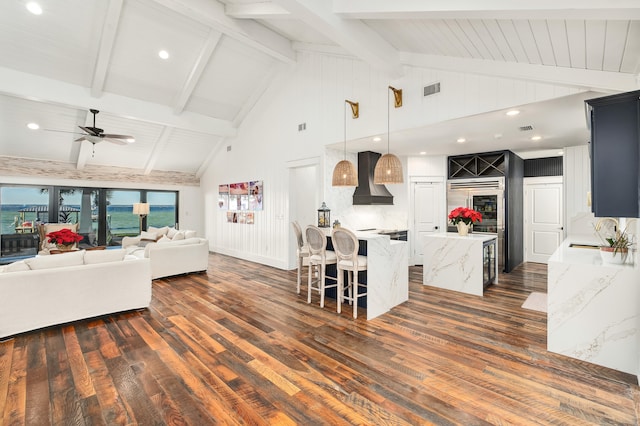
[[426, 232, 497, 243], [322, 227, 390, 241], [549, 235, 637, 269]]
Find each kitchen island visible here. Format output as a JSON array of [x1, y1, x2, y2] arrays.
[[548, 237, 639, 376], [324, 229, 408, 320], [423, 233, 498, 296]]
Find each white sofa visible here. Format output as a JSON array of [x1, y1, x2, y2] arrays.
[[126, 238, 209, 279], [122, 226, 208, 279], [0, 249, 152, 339]]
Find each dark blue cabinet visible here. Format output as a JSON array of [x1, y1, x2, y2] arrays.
[[586, 90, 640, 218]]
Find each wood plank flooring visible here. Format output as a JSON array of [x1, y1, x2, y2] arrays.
[[1, 254, 639, 425]]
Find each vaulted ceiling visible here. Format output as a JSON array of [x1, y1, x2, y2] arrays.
[[1, 0, 639, 178]]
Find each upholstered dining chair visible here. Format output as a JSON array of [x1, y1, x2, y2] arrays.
[[332, 227, 368, 319], [305, 225, 338, 308], [291, 221, 310, 294]]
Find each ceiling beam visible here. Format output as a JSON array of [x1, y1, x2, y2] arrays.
[[91, 0, 124, 98], [272, 0, 403, 78], [0, 66, 237, 138], [144, 126, 173, 175], [225, 2, 292, 19], [399, 52, 640, 92], [151, 0, 296, 64], [174, 30, 223, 114], [196, 138, 225, 178], [333, 0, 640, 20]]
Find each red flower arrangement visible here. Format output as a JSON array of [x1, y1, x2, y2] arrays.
[[46, 228, 84, 245], [448, 207, 482, 226]]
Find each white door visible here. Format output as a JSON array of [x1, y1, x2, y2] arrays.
[[524, 179, 563, 263], [289, 162, 319, 269], [412, 181, 443, 265]]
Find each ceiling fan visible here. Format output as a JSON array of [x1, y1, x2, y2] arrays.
[[74, 109, 135, 146]]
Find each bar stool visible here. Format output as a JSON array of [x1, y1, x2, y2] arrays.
[[305, 225, 338, 308], [332, 227, 368, 319], [291, 221, 309, 294]]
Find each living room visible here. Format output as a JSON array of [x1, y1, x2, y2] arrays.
[[1, 1, 640, 424]]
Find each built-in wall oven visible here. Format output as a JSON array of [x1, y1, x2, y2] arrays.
[[447, 177, 505, 271]]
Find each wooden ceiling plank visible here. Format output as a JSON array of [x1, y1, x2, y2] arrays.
[[602, 21, 631, 72], [91, 0, 124, 98], [496, 20, 529, 63], [144, 127, 173, 175], [546, 20, 571, 68], [469, 20, 504, 61], [585, 20, 607, 71], [565, 20, 586, 69], [620, 21, 640, 74], [483, 20, 516, 62], [333, 0, 640, 20], [529, 20, 556, 66], [512, 20, 542, 65]]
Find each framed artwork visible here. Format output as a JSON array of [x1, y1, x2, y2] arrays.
[[226, 212, 234, 223], [218, 194, 228, 210], [249, 194, 262, 210], [220, 179, 263, 222], [246, 212, 254, 224], [230, 182, 248, 195]]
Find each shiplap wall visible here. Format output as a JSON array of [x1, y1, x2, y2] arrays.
[[564, 145, 592, 235], [202, 51, 586, 270]]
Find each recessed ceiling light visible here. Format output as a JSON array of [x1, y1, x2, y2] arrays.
[[27, 122, 39, 130], [531, 135, 542, 141], [506, 110, 520, 116], [372, 136, 381, 142], [419, 151, 426, 155], [158, 50, 169, 60], [26, 2, 42, 15], [456, 137, 466, 143]]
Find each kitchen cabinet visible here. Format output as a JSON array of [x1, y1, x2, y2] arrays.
[[585, 90, 640, 218]]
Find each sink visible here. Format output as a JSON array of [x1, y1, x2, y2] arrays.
[[569, 243, 600, 249]]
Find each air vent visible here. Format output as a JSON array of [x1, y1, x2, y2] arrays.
[[423, 82, 441, 97], [298, 122, 307, 131], [519, 125, 534, 131], [226, 145, 232, 152]]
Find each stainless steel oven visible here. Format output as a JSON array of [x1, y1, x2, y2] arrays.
[[447, 177, 505, 271]]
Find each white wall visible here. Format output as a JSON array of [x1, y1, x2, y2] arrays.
[[202, 51, 586, 270], [563, 145, 594, 236]]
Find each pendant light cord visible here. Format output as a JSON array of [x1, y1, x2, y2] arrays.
[[344, 100, 347, 160], [387, 88, 390, 154]]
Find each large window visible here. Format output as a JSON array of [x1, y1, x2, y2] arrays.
[[0, 184, 179, 262]]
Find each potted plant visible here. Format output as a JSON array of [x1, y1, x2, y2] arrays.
[[448, 207, 482, 236], [595, 219, 634, 264], [46, 228, 83, 251]]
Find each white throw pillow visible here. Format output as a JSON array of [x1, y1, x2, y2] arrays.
[[148, 226, 169, 236], [84, 249, 126, 264], [172, 231, 185, 241], [184, 230, 197, 239], [167, 227, 178, 239], [25, 250, 85, 270], [140, 230, 159, 241], [157, 235, 171, 243], [4, 261, 30, 272]]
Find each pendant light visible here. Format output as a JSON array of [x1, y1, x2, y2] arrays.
[[374, 86, 404, 184], [332, 99, 359, 186]]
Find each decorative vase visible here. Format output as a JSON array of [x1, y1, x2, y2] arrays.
[[456, 222, 470, 236], [599, 246, 628, 264], [56, 243, 75, 251]]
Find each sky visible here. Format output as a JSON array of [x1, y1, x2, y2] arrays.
[[1, 187, 176, 205]]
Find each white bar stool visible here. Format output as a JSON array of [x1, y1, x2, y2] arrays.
[[305, 225, 338, 308], [332, 227, 368, 319], [291, 221, 309, 294]]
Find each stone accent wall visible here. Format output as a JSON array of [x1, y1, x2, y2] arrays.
[[0, 156, 199, 186]]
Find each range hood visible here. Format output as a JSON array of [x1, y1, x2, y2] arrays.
[[352, 151, 394, 205]]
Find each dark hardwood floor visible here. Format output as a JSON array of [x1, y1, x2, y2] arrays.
[[1, 254, 638, 425]]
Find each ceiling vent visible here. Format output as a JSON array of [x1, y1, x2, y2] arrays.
[[226, 145, 232, 152], [519, 125, 534, 131], [423, 82, 441, 97]]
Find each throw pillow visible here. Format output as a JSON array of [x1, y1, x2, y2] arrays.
[[148, 226, 169, 236], [167, 227, 178, 239], [84, 249, 126, 264], [4, 261, 30, 273], [158, 235, 171, 243], [25, 250, 85, 270], [140, 230, 159, 241], [172, 231, 185, 241], [184, 230, 197, 239]]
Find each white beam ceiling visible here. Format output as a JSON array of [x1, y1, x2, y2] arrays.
[[0, 66, 236, 137], [271, 0, 403, 78], [225, 2, 292, 19], [399, 52, 640, 92], [151, 0, 296, 63], [333, 0, 640, 20], [91, 0, 124, 98]]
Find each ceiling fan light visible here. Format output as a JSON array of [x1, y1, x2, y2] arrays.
[[27, 122, 39, 130], [374, 153, 403, 184], [332, 160, 358, 186], [26, 2, 42, 15]]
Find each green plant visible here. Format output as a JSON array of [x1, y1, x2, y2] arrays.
[[595, 218, 635, 255]]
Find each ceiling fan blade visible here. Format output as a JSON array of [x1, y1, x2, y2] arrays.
[[43, 128, 86, 136], [104, 138, 130, 145], [74, 136, 87, 142], [102, 134, 135, 143], [78, 125, 100, 136]]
